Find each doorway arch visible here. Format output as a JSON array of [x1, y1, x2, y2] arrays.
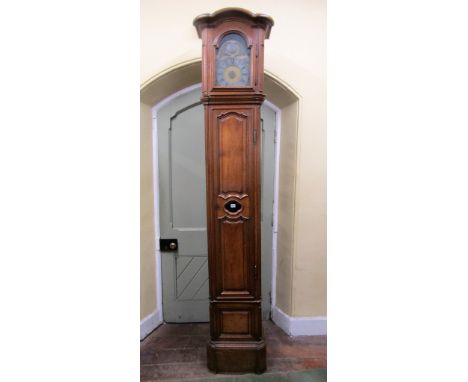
[[140, 60, 300, 335]]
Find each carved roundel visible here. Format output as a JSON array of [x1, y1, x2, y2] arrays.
[[216, 193, 250, 220]]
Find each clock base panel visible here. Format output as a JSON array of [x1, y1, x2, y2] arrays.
[[207, 340, 266, 373]]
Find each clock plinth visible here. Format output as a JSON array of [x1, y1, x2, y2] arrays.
[[193, 8, 274, 374], [207, 340, 266, 373]]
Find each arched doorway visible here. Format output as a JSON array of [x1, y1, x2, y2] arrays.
[[154, 83, 278, 322], [140, 60, 300, 333]]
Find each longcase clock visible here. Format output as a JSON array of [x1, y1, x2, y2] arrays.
[[193, 8, 274, 373]]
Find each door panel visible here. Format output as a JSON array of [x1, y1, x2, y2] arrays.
[[158, 90, 208, 322], [219, 220, 249, 292], [175, 256, 208, 300], [158, 87, 276, 322]]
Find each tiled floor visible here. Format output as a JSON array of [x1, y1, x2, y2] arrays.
[[140, 320, 327, 381]]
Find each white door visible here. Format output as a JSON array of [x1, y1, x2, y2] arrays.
[[157, 86, 276, 322]]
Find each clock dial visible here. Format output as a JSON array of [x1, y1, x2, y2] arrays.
[[216, 33, 250, 87]]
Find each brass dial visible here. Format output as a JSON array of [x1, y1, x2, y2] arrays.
[[223, 65, 241, 85]]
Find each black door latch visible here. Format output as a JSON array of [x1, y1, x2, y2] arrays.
[[159, 239, 178, 251]]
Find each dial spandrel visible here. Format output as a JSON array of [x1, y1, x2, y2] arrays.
[[216, 33, 250, 87]]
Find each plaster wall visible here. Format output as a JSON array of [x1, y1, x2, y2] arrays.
[[140, 102, 156, 319]]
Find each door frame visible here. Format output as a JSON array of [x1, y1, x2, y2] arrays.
[[151, 83, 282, 320]]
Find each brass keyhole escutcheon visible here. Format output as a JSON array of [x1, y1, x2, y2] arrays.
[[224, 200, 242, 214]]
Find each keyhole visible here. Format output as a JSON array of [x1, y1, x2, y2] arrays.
[[224, 200, 242, 213]]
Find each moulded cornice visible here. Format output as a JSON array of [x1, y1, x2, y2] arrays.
[[193, 7, 274, 38], [200, 93, 266, 105]]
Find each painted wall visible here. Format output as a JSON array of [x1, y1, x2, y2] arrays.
[[141, 0, 326, 317], [140, 103, 156, 319]]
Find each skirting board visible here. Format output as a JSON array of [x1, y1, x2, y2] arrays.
[[140, 309, 163, 340], [271, 305, 327, 336]]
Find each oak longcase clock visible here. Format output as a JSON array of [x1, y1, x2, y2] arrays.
[[193, 8, 274, 373]]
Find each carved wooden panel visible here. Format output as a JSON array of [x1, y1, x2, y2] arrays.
[[215, 221, 254, 298], [221, 311, 249, 334], [211, 302, 261, 341], [220, 221, 247, 290], [218, 112, 247, 193], [216, 193, 250, 219]]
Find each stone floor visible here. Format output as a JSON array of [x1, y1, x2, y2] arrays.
[[140, 320, 327, 381]]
